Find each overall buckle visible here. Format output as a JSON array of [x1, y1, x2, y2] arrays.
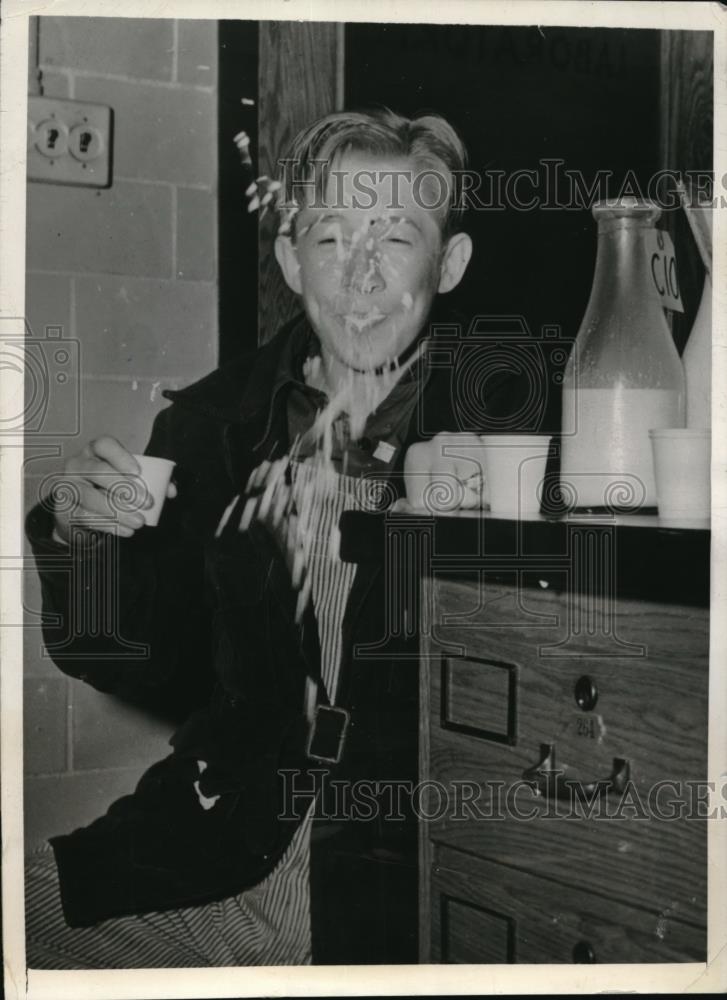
[[306, 705, 350, 764]]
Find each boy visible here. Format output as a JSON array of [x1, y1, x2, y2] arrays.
[[26, 107, 522, 967]]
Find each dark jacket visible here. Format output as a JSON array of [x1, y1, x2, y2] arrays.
[[27, 312, 527, 936]]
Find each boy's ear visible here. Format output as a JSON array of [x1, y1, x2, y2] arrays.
[[437, 232, 473, 294], [274, 235, 302, 295]]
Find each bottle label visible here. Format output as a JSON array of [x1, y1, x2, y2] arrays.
[[646, 229, 684, 313]]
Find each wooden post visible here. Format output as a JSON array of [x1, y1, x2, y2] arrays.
[[659, 30, 713, 354], [257, 21, 345, 344]]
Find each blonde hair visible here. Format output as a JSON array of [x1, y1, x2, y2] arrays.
[[278, 107, 468, 239]]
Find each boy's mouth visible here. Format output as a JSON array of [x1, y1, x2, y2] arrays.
[[338, 310, 387, 332]]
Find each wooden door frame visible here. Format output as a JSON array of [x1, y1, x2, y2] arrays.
[[659, 29, 713, 353], [257, 21, 345, 343]]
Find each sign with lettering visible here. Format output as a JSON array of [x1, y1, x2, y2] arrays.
[[646, 228, 684, 313]]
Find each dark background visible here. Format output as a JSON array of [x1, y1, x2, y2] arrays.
[[219, 23, 710, 432], [345, 25, 661, 341], [345, 24, 663, 432], [218, 20, 259, 366]]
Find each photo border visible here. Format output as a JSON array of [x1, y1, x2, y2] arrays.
[[2, 1, 725, 996]]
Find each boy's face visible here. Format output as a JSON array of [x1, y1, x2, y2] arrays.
[[276, 153, 471, 374]]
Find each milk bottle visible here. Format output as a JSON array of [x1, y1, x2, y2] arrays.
[[560, 199, 685, 509]]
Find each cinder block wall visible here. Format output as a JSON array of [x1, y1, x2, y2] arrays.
[[24, 17, 218, 851]]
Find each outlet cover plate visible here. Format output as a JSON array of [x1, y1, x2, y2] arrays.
[[28, 96, 113, 188]]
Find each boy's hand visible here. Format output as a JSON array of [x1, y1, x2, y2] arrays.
[[403, 432, 488, 513], [52, 436, 177, 543]]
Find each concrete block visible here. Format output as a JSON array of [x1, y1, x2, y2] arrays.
[[24, 273, 71, 341], [24, 447, 66, 482], [71, 680, 173, 771], [22, 442, 71, 485], [3, 304, 76, 445], [19, 376, 183, 504], [27, 181, 173, 278], [24, 767, 145, 851], [39, 17, 174, 81], [177, 20, 217, 87], [74, 275, 217, 378], [23, 467, 62, 515], [176, 187, 216, 281], [73, 76, 215, 187], [35, 70, 72, 98], [23, 617, 58, 681], [77, 376, 179, 453], [24, 676, 68, 775]]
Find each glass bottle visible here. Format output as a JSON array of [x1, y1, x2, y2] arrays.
[[683, 272, 711, 428], [560, 199, 685, 509]]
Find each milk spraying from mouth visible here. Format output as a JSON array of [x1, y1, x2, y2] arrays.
[[561, 387, 681, 507]]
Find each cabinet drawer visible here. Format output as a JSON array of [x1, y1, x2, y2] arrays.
[[426, 728, 707, 926], [425, 576, 709, 791], [421, 576, 709, 925], [429, 844, 706, 964]]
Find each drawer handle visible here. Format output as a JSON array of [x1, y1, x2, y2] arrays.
[[522, 743, 630, 802]]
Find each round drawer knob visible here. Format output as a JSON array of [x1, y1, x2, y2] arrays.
[[572, 939, 597, 963], [574, 675, 599, 712]]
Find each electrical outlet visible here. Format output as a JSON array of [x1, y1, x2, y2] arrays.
[[28, 96, 113, 188]]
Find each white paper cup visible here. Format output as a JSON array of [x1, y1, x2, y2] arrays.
[[478, 434, 552, 517], [133, 455, 176, 526], [649, 428, 710, 521]]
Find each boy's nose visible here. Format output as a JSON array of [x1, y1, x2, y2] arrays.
[[342, 241, 385, 294]]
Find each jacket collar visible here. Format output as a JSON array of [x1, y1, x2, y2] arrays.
[[162, 302, 463, 468], [162, 313, 313, 427], [241, 314, 319, 426], [163, 308, 436, 428]]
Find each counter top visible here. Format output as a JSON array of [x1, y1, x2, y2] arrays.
[[339, 508, 711, 607]]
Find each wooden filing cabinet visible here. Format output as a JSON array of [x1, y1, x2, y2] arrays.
[[419, 546, 709, 964]]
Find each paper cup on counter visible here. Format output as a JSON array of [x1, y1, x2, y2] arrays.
[[133, 455, 176, 526], [649, 428, 710, 521], [478, 435, 552, 517]]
